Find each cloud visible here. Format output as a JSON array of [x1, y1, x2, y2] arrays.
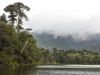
[[1, 0, 100, 35], [30, 12, 100, 35]]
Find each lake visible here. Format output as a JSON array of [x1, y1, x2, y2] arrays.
[[0, 65, 100, 75], [35, 69, 100, 75]]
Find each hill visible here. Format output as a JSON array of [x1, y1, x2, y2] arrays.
[[33, 32, 100, 52]]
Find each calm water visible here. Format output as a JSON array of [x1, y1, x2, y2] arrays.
[[35, 69, 100, 75], [0, 66, 100, 75]]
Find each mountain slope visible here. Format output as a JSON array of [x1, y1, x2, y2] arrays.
[[33, 32, 100, 51]]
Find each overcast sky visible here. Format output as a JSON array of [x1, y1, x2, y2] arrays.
[[1, 0, 100, 35]]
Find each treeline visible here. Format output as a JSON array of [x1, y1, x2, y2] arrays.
[[37, 48, 100, 64]]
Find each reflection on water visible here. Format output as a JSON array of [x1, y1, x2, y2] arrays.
[[0, 67, 100, 75], [35, 70, 100, 75], [0, 66, 36, 75]]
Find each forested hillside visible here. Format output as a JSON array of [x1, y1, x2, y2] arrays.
[[0, 2, 40, 68]]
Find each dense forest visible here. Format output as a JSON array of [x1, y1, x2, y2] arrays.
[[0, 2, 39, 68], [0, 2, 100, 69]]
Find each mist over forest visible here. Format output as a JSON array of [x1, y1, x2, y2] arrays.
[[33, 32, 100, 52]]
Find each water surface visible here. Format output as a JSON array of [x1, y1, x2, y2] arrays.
[[35, 69, 100, 75], [0, 65, 100, 75]]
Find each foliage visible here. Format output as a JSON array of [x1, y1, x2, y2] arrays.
[[0, 2, 38, 68], [37, 48, 100, 65]]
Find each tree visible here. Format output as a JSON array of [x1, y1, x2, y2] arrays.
[[26, 28, 32, 34], [0, 13, 7, 23], [4, 4, 17, 27], [0, 21, 14, 50], [14, 2, 30, 32]]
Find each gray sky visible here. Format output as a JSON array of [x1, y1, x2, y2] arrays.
[[1, 0, 100, 35]]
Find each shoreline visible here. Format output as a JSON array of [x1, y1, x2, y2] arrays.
[[37, 65, 100, 70]]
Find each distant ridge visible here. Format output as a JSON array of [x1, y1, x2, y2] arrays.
[[32, 32, 100, 52]]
